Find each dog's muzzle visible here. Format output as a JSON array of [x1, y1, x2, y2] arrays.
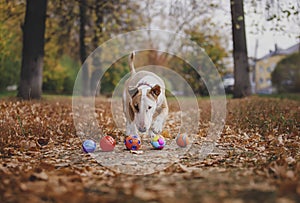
[[138, 126, 147, 133]]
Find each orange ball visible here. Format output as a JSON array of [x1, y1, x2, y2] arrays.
[[176, 134, 189, 147], [100, 135, 116, 151], [124, 135, 141, 150]]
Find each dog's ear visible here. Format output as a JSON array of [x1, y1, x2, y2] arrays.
[[128, 102, 134, 121], [128, 86, 138, 98], [150, 84, 161, 99]]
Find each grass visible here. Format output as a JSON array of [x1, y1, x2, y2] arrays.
[[258, 93, 300, 101], [0, 90, 72, 100], [0, 90, 17, 99], [42, 93, 72, 100]]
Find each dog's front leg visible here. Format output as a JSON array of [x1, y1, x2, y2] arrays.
[[150, 99, 168, 136], [126, 120, 138, 135]]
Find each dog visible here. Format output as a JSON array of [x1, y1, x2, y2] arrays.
[[122, 51, 168, 138]]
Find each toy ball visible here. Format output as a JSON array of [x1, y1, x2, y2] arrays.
[[100, 135, 116, 152], [124, 135, 141, 150], [176, 133, 189, 148], [151, 135, 165, 150], [82, 139, 96, 153]]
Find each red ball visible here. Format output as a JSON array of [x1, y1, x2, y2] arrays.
[[124, 135, 141, 150], [100, 135, 116, 151]]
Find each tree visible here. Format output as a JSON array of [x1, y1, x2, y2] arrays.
[[18, 0, 48, 99], [230, 0, 251, 98]]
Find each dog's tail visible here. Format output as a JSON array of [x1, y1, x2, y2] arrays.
[[129, 51, 136, 75]]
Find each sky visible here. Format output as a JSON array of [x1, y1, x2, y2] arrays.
[[201, 0, 300, 59], [147, 0, 299, 59], [236, 0, 299, 58], [244, 4, 300, 58], [246, 29, 299, 58]]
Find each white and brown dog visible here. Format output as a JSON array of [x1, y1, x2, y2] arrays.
[[123, 52, 168, 138]]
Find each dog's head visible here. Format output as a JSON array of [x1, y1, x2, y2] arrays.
[[128, 84, 161, 132]]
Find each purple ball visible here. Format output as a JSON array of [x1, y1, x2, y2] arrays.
[[158, 138, 164, 145], [82, 140, 96, 153]]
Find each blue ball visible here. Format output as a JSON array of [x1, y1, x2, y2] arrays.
[[82, 140, 96, 153]]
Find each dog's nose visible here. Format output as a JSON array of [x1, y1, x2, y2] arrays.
[[138, 127, 146, 133]]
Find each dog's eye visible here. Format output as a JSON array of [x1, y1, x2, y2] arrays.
[[134, 104, 139, 112], [148, 106, 152, 110]]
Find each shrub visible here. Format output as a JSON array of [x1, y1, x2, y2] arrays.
[[272, 52, 300, 93]]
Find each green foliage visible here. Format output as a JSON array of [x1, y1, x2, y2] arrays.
[[42, 0, 143, 95], [0, 22, 21, 91], [1, 0, 228, 96], [171, 29, 228, 96], [43, 55, 80, 94], [0, 90, 17, 99], [0, 1, 24, 91], [45, 0, 79, 59], [167, 55, 208, 96], [0, 0, 224, 97], [271, 53, 300, 93], [100, 57, 129, 95], [259, 93, 300, 101]]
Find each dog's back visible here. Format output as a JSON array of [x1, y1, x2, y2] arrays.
[[127, 70, 165, 90]]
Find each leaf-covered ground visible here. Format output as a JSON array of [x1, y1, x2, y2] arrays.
[[0, 96, 299, 203]]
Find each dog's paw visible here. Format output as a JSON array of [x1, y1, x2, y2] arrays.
[[148, 131, 156, 138], [151, 118, 163, 134]]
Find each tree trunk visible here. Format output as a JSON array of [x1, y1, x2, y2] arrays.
[[79, 0, 89, 96], [18, 0, 47, 100], [230, 0, 251, 98]]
